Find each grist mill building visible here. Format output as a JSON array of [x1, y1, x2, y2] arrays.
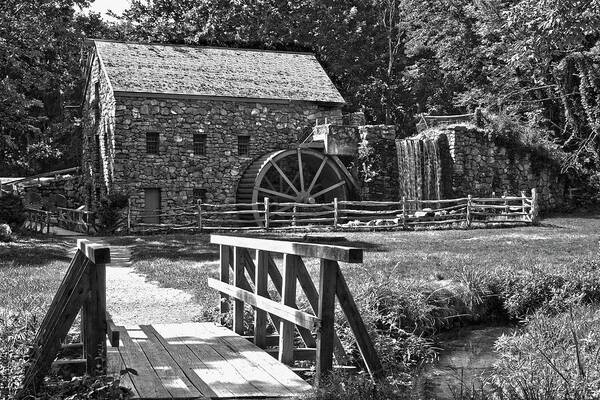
[[81, 40, 346, 222]]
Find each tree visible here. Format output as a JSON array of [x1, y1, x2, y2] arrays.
[[0, 0, 99, 175]]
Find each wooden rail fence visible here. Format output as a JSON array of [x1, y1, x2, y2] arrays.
[[23, 206, 97, 234], [56, 206, 96, 234], [23, 207, 51, 234], [208, 234, 383, 384], [127, 189, 539, 232]]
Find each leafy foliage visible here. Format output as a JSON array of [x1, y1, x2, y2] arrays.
[[489, 306, 600, 400], [97, 192, 129, 233], [0, 193, 26, 228]]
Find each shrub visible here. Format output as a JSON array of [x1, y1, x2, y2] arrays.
[[0, 224, 12, 242], [0, 312, 38, 398], [97, 192, 129, 233], [487, 306, 600, 400], [0, 193, 26, 229], [301, 371, 408, 400]]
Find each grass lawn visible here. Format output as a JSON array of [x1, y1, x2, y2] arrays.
[[2, 211, 599, 399], [103, 212, 600, 323]]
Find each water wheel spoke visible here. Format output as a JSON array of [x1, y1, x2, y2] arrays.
[[297, 148, 305, 192], [269, 159, 300, 195], [258, 187, 297, 201], [307, 158, 327, 194], [311, 181, 346, 199], [262, 175, 277, 192]]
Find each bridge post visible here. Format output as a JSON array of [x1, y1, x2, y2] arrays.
[[82, 258, 107, 374], [315, 259, 337, 386]]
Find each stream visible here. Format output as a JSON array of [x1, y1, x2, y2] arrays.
[[411, 325, 515, 400]]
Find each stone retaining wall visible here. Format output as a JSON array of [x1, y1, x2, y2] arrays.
[[442, 125, 567, 209], [357, 125, 398, 201]]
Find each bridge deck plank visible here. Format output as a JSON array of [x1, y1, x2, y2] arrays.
[[107, 322, 311, 399]]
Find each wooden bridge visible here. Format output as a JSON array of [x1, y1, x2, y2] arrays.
[[19, 236, 382, 399]]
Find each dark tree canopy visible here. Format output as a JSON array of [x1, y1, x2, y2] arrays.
[[2, 0, 599, 187]]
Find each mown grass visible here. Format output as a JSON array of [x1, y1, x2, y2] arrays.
[[2, 211, 599, 399], [0, 237, 71, 397], [110, 212, 600, 399]]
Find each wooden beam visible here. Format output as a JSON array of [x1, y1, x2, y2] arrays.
[[242, 334, 280, 347], [279, 254, 298, 365], [266, 348, 316, 361], [211, 234, 363, 263], [219, 245, 230, 325], [245, 249, 317, 348], [296, 258, 347, 364], [106, 312, 120, 348], [233, 247, 245, 335], [315, 259, 337, 386], [254, 250, 269, 348], [77, 239, 111, 264], [82, 260, 106, 374], [208, 279, 320, 331], [335, 264, 384, 380]]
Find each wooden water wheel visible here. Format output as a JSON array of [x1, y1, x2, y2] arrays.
[[236, 148, 354, 224]]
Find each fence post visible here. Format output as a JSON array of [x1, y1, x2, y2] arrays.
[[292, 205, 297, 227], [530, 188, 539, 224], [521, 190, 526, 215], [402, 196, 407, 229], [264, 197, 270, 230], [197, 200, 203, 231], [46, 211, 51, 234], [333, 198, 338, 230], [503, 191, 508, 215], [127, 198, 131, 233], [466, 195, 472, 228]]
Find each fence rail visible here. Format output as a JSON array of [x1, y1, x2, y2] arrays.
[[56, 207, 97, 234], [23, 207, 51, 234], [126, 189, 539, 233]]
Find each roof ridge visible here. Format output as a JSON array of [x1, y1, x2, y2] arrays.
[[87, 38, 317, 56]]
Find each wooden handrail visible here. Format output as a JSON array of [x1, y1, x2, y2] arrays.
[[211, 234, 363, 263], [209, 235, 382, 386]]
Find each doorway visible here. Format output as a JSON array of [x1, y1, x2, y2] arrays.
[[144, 188, 161, 224]]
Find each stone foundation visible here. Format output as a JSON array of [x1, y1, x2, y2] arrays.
[[357, 125, 398, 201]]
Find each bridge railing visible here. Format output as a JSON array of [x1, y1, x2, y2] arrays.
[[19, 240, 117, 395], [56, 206, 97, 234], [23, 207, 51, 234], [208, 234, 383, 385]]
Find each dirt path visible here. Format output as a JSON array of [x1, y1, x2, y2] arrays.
[[70, 240, 202, 325], [106, 266, 201, 325]]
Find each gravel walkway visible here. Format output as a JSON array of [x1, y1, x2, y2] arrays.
[[70, 240, 201, 325], [106, 265, 201, 326]]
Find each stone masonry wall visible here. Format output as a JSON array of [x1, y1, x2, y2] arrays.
[[357, 125, 398, 201], [21, 176, 85, 209], [111, 95, 342, 218], [444, 125, 567, 209], [81, 54, 116, 208]]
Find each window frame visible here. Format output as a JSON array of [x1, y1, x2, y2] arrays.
[[193, 134, 207, 155], [146, 132, 160, 154], [237, 135, 250, 156]]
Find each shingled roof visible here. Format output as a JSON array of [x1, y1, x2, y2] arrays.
[[93, 40, 345, 104]]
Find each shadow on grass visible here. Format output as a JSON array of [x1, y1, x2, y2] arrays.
[[0, 238, 71, 267]]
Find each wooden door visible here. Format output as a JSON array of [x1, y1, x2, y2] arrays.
[[144, 189, 161, 224]]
